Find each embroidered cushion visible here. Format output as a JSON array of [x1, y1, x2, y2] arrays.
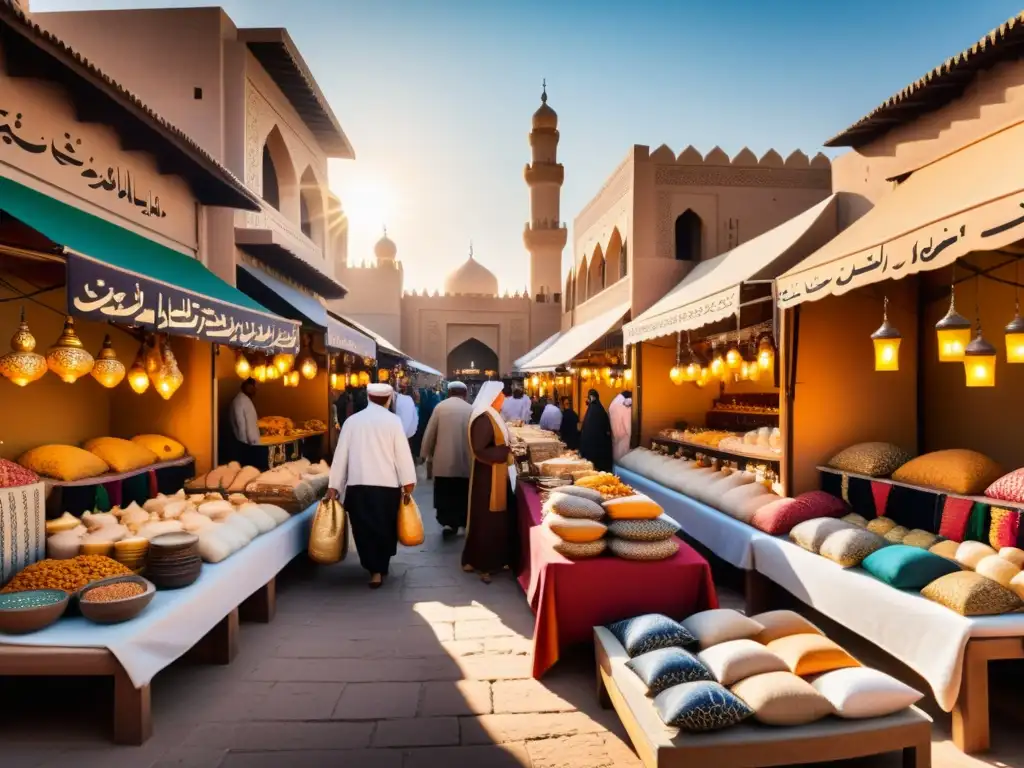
[[892, 449, 1004, 495], [544, 492, 605, 521], [653, 680, 753, 731], [607, 614, 697, 657], [82, 437, 159, 473], [883, 525, 910, 544], [543, 513, 606, 543], [1000, 547, 1024, 569], [921, 571, 1023, 616], [956, 540, 997, 570], [751, 492, 847, 536], [766, 634, 861, 676], [866, 516, 897, 536], [750, 610, 824, 644], [938, 498, 973, 542], [818, 527, 888, 567], [827, 442, 913, 477], [681, 609, 765, 651], [626, 647, 714, 696], [861, 545, 961, 589], [0, 459, 39, 488], [985, 468, 1024, 504], [18, 444, 109, 482], [902, 529, 941, 549], [989, 507, 1021, 550], [551, 537, 606, 559], [609, 537, 679, 561], [131, 434, 186, 461], [697, 639, 788, 686], [602, 494, 663, 520], [929, 540, 961, 561], [718, 483, 779, 524], [794, 490, 850, 519], [731, 671, 834, 726], [812, 668, 923, 719], [790, 518, 852, 554], [607, 516, 679, 542], [841, 513, 868, 528], [552, 485, 605, 504], [975, 555, 1020, 588]]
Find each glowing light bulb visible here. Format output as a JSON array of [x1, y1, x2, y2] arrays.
[[273, 353, 295, 374], [758, 337, 775, 370], [235, 350, 251, 379], [0, 309, 47, 386], [300, 356, 318, 380], [669, 366, 684, 385], [91, 335, 125, 388]]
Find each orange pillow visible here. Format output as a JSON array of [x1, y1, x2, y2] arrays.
[[766, 634, 860, 677], [891, 449, 1003, 495]]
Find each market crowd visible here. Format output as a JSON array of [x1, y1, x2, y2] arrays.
[[325, 381, 631, 587]]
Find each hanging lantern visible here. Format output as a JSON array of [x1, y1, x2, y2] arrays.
[[273, 352, 295, 374], [282, 372, 293, 388], [265, 363, 281, 381], [695, 368, 708, 388], [379, 368, 390, 382], [0, 308, 47, 386], [871, 297, 901, 372], [252, 359, 267, 383], [709, 345, 724, 377], [289, 370, 300, 387], [46, 316, 94, 383], [358, 370, 370, 387], [144, 338, 162, 376], [726, 340, 741, 369], [329, 372, 338, 389], [336, 371, 347, 391], [1006, 303, 1024, 363], [964, 323, 997, 387], [127, 345, 149, 394], [747, 346, 761, 382], [234, 350, 251, 379], [349, 372, 360, 388], [91, 335, 125, 389], [739, 360, 750, 381], [669, 365, 684, 385], [155, 344, 183, 400], [935, 293, 971, 362], [757, 335, 775, 370], [299, 355, 318, 380]]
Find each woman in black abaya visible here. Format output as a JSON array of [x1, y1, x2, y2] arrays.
[[578, 388, 613, 472]]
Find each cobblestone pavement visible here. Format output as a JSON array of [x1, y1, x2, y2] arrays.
[[4, 475, 1024, 766]]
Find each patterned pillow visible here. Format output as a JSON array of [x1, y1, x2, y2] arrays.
[[975, 555, 1020, 588], [607, 516, 680, 542], [653, 680, 753, 731], [828, 442, 913, 477], [861, 545, 961, 589], [989, 507, 1021, 550], [697, 639, 788, 686], [866, 516, 897, 536], [921, 571, 1023, 616], [818, 528, 888, 567], [750, 610, 824, 644], [731, 671, 835, 726], [552, 538, 607, 559], [841, 513, 868, 528], [609, 537, 679, 561], [955, 540, 997, 570], [544, 493, 605, 521], [718, 483, 779, 523], [985, 468, 1024, 504], [766, 634, 861, 676], [552, 485, 605, 504], [812, 668, 923, 719], [790, 518, 852, 554], [892, 449, 1004, 495], [902, 529, 941, 549], [626, 647, 714, 696], [884, 525, 910, 544], [607, 614, 697, 657], [681, 609, 765, 651]]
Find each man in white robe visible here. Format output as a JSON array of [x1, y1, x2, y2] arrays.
[[227, 378, 267, 469], [327, 383, 417, 588], [500, 386, 532, 423], [609, 390, 633, 464], [395, 384, 419, 441], [420, 381, 472, 537], [538, 398, 563, 431]]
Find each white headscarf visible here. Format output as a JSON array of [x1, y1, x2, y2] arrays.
[[472, 380, 510, 443]]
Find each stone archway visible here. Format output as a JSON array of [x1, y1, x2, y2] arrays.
[[447, 338, 498, 380]]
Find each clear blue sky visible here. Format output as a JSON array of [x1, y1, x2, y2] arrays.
[[32, 0, 1024, 293]]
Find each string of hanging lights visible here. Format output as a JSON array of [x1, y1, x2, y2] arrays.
[[665, 322, 775, 388]]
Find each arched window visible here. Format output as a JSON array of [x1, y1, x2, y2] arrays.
[[587, 247, 605, 299], [576, 264, 587, 305], [300, 194, 312, 238], [605, 228, 623, 283], [674, 210, 702, 262], [262, 145, 280, 210], [299, 167, 324, 248], [620, 241, 628, 277]]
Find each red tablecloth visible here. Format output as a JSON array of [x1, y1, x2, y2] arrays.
[[514, 481, 719, 678]]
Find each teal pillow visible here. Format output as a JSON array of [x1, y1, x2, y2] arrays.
[[861, 545, 961, 589]]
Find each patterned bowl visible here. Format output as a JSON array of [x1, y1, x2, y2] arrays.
[[0, 589, 70, 634]]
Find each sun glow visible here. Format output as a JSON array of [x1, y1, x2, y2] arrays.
[[330, 164, 397, 261]]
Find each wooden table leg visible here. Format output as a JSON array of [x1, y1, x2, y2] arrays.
[[952, 640, 990, 754], [240, 577, 277, 623], [113, 664, 152, 746], [744, 569, 776, 615], [903, 742, 931, 768], [187, 607, 240, 666]]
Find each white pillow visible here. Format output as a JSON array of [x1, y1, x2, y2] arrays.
[[811, 667, 923, 719], [680, 609, 765, 650], [259, 503, 291, 526]]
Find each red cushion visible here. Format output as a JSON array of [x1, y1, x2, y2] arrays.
[[938, 497, 972, 542], [986, 468, 1024, 504], [750, 492, 848, 536]]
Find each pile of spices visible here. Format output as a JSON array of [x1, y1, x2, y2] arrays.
[[82, 582, 145, 603]]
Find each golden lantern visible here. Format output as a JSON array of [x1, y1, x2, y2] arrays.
[[335, 371, 347, 391], [747, 354, 761, 382], [683, 361, 700, 381], [265, 363, 281, 381], [252, 360, 267, 383], [379, 368, 390, 382], [234, 350, 251, 379], [329, 372, 338, 389], [282, 371, 293, 388], [91, 335, 125, 388], [289, 370, 300, 387], [580, 367, 591, 380], [725, 341, 742, 369], [757, 335, 775, 370], [349, 372, 360, 388], [144, 338, 162, 376], [273, 352, 295, 374], [871, 298, 901, 372], [155, 344, 183, 400], [601, 366, 612, 382], [46, 316, 94, 383], [669, 365, 684, 385], [358, 370, 370, 387], [300, 356, 318, 380], [623, 368, 633, 384], [964, 324, 996, 387], [709, 345, 724, 378], [935, 294, 971, 362], [127, 345, 149, 394], [739, 360, 750, 381], [0, 309, 47, 386], [1005, 304, 1024, 363]]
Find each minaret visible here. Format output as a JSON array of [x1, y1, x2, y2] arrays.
[[523, 80, 567, 302]]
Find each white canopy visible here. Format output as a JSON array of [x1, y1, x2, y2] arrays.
[[520, 301, 630, 372], [407, 359, 442, 377], [624, 195, 837, 344], [513, 331, 562, 371], [778, 121, 1024, 308]]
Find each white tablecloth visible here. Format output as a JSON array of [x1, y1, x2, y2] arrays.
[[616, 467, 766, 569], [751, 535, 1024, 711], [0, 505, 315, 688]]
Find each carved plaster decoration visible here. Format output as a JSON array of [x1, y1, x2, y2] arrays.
[[653, 165, 831, 190]]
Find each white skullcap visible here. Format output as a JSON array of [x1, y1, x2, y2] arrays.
[[367, 383, 394, 397], [448, 381, 467, 391]]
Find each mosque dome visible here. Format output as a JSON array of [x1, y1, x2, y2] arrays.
[[444, 245, 499, 296], [374, 230, 397, 262], [532, 80, 557, 130]]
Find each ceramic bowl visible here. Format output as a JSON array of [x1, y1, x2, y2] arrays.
[[0, 589, 70, 634], [77, 575, 156, 625]]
